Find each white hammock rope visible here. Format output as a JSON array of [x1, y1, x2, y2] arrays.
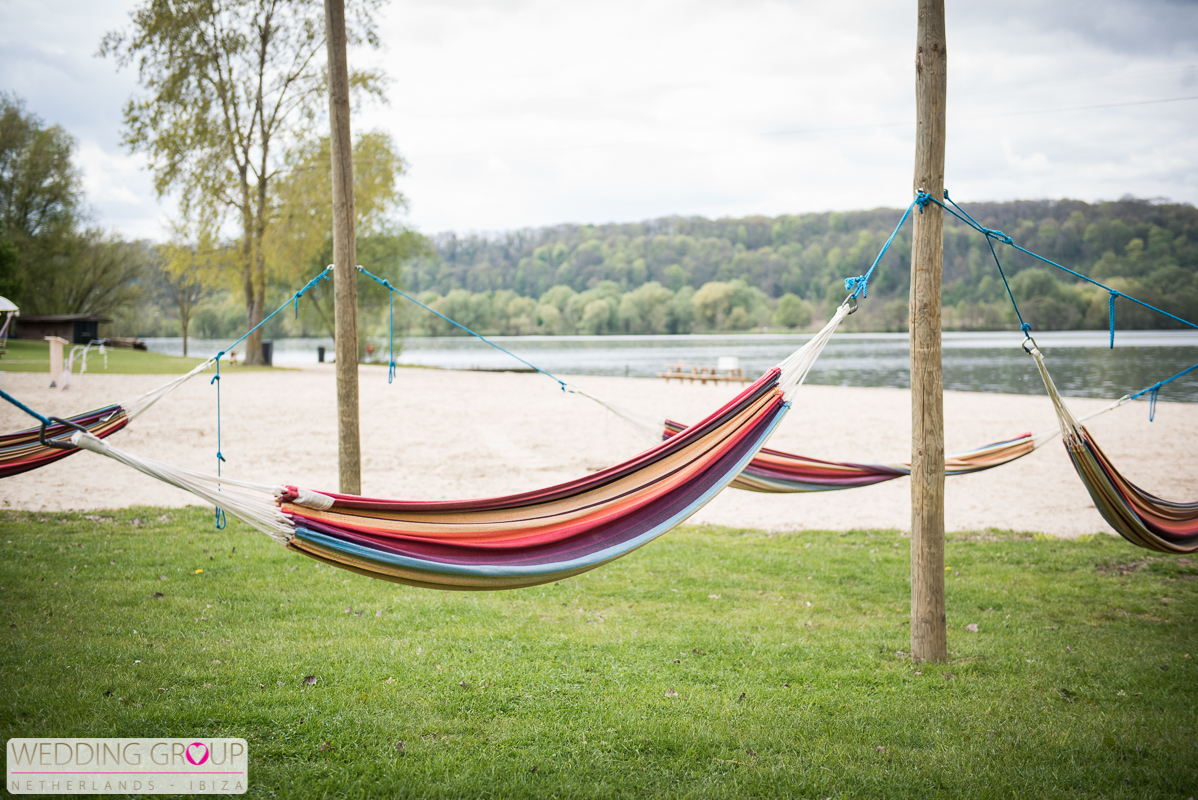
[[564, 301, 852, 443], [119, 357, 217, 421], [70, 431, 294, 543], [1029, 344, 1084, 447], [777, 301, 851, 398]]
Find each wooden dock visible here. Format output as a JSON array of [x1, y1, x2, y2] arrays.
[[656, 362, 752, 385]]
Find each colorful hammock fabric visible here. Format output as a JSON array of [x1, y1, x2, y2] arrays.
[[0, 405, 129, 478], [662, 420, 1038, 492], [1031, 345, 1198, 554], [64, 304, 852, 590], [278, 371, 790, 590], [0, 358, 216, 479]]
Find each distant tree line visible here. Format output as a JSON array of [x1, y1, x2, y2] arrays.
[[398, 198, 1198, 334]]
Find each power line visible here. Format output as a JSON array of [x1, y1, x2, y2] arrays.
[[417, 94, 1198, 160]]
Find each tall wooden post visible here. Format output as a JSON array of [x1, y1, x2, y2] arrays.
[[325, 0, 362, 495], [910, 0, 947, 663]]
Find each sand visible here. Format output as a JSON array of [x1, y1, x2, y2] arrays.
[[1, 363, 1195, 537]]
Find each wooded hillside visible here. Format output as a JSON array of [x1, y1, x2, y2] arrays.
[[399, 198, 1198, 334]]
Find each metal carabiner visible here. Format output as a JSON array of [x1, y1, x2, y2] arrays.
[[38, 416, 91, 450], [846, 296, 859, 316]]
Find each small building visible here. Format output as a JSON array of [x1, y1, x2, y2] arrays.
[[14, 314, 112, 345]]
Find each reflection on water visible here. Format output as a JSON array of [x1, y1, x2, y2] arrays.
[[143, 330, 1198, 402]]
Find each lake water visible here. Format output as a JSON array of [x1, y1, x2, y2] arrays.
[[143, 329, 1198, 403]]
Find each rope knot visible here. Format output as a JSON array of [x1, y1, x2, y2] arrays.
[[914, 191, 932, 213], [844, 275, 869, 299], [216, 451, 226, 463]]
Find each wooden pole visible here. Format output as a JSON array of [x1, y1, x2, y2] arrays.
[[325, 0, 361, 495], [910, 0, 947, 663]]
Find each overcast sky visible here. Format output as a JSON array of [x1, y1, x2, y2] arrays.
[[2, 0, 1196, 242]]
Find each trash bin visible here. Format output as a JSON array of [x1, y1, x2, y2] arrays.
[[261, 340, 273, 367], [317, 346, 325, 363]]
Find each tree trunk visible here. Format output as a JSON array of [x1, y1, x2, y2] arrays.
[[181, 307, 189, 357], [910, 0, 948, 664], [241, 179, 264, 366], [326, 0, 361, 495]]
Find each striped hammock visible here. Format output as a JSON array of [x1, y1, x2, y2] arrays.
[[663, 419, 1038, 492], [63, 304, 852, 589], [0, 405, 130, 478], [1030, 345, 1198, 554], [0, 359, 215, 479]]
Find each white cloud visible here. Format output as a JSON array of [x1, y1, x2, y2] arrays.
[[1, 0, 1195, 241]]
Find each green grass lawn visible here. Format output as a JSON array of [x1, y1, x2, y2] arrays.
[[1, 509, 1195, 799], [0, 340, 276, 375]]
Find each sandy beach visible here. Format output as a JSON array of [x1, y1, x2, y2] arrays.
[[1, 363, 1195, 538]]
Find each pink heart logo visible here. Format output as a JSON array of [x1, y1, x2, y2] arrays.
[[185, 743, 209, 766]]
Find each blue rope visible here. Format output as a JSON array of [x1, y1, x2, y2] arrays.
[[215, 267, 332, 364], [1108, 291, 1119, 349], [933, 191, 1198, 337], [937, 190, 1198, 419], [211, 361, 226, 529], [204, 265, 330, 528], [1126, 361, 1198, 421], [0, 388, 51, 425], [844, 198, 919, 299], [357, 266, 575, 392], [388, 290, 397, 384]]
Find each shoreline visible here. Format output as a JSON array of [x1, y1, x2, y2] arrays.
[[1, 365, 1195, 538]]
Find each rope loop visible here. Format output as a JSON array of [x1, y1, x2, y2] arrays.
[[1149, 386, 1160, 422], [215, 507, 227, 530], [1108, 291, 1121, 349], [838, 198, 919, 307]]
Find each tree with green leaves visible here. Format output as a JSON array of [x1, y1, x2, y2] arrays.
[[101, 0, 385, 363], [267, 131, 429, 340], [0, 94, 83, 307], [1, 94, 146, 318], [161, 221, 235, 356]]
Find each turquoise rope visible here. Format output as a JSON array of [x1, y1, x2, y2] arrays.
[[932, 191, 1198, 338], [843, 198, 919, 299], [935, 190, 1198, 419], [211, 361, 226, 529], [388, 290, 397, 384], [0, 388, 51, 425], [215, 267, 332, 364], [206, 265, 331, 527], [1127, 361, 1198, 421], [924, 190, 1033, 335], [357, 266, 575, 392]]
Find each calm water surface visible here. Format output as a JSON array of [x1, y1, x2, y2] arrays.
[[144, 330, 1198, 403]]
